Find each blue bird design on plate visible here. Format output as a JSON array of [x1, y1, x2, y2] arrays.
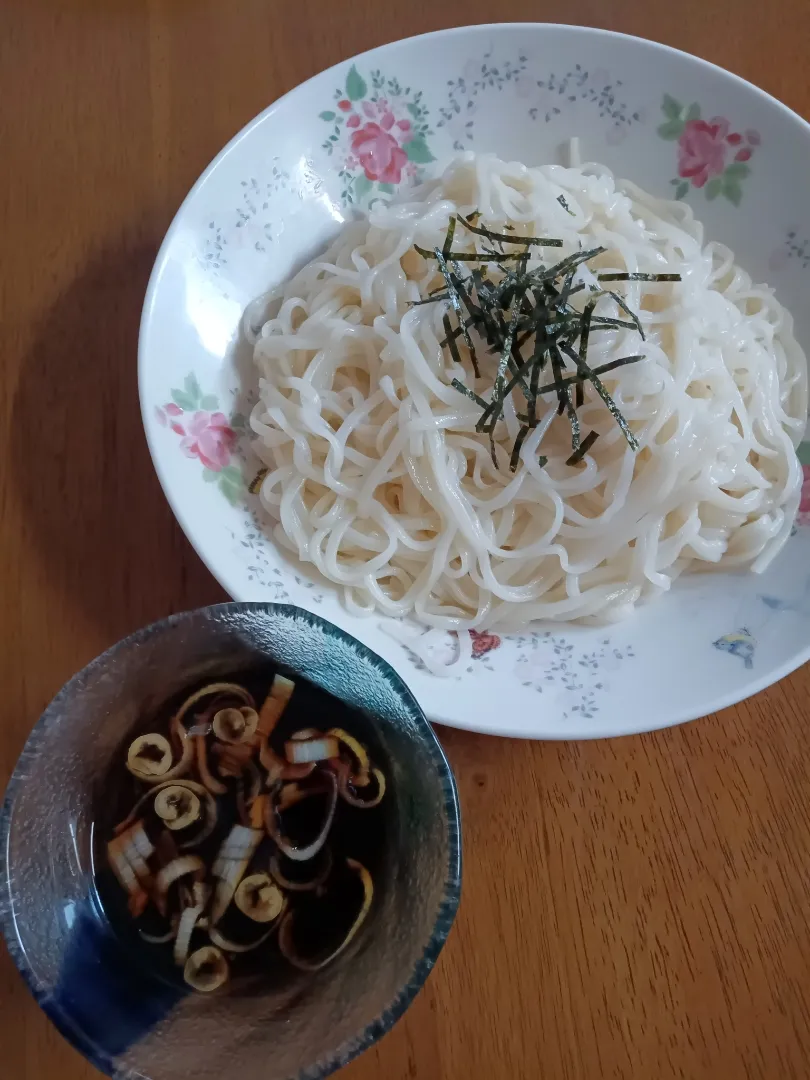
[[713, 627, 756, 669]]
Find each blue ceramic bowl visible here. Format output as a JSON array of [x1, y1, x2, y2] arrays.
[[0, 603, 461, 1080]]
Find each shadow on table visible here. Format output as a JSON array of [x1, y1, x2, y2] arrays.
[[10, 230, 225, 650]]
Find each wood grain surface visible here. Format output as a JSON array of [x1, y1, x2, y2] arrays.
[[2, 3, 810, 1078]]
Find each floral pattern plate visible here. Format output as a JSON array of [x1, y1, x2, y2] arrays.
[[140, 24, 810, 739]]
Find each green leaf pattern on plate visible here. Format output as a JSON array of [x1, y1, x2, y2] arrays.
[[345, 66, 367, 102], [184, 373, 201, 399], [171, 389, 197, 411], [218, 465, 244, 506], [403, 135, 434, 164], [352, 175, 373, 202]]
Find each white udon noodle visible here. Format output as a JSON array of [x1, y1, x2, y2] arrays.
[[246, 153, 807, 633]]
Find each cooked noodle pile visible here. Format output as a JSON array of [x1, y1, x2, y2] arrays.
[[246, 153, 807, 630]]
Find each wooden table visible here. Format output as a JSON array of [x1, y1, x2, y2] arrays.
[[3, 3, 810, 1077]]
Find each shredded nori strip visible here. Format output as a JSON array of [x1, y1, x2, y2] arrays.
[[528, 246, 607, 286], [490, 303, 522, 427], [557, 271, 582, 309], [578, 299, 596, 368], [478, 349, 542, 431], [559, 340, 639, 451], [450, 379, 489, 409], [557, 194, 575, 216], [565, 429, 600, 466], [528, 321, 549, 427], [434, 248, 480, 372], [592, 354, 645, 376], [509, 425, 531, 472], [589, 314, 641, 333], [408, 219, 672, 469], [415, 245, 523, 263], [456, 214, 563, 248], [598, 290, 645, 339], [443, 313, 463, 367], [597, 272, 681, 282], [409, 292, 450, 306], [548, 343, 569, 417], [564, 388, 581, 451], [508, 355, 645, 408], [442, 216, 457, 258]]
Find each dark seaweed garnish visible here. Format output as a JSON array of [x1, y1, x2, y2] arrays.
[[414, 215, 681, 471], [557, 194, 575, 216]]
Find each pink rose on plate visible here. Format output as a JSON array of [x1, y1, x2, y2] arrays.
[[155, 402, 183, 426], [469, 629, 502, 658], [677, 117, 730, 188], [350, 122, 408, 184], [800, 464, 810, 515], [179, 411, 236, 471]]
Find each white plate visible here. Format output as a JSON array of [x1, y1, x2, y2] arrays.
[[139, 23, 810, 739]]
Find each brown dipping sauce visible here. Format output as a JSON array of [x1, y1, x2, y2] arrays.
[[93, 666, 387, 992]]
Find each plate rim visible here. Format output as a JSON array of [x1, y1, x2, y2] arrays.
[[138, 22, 810, 739]]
